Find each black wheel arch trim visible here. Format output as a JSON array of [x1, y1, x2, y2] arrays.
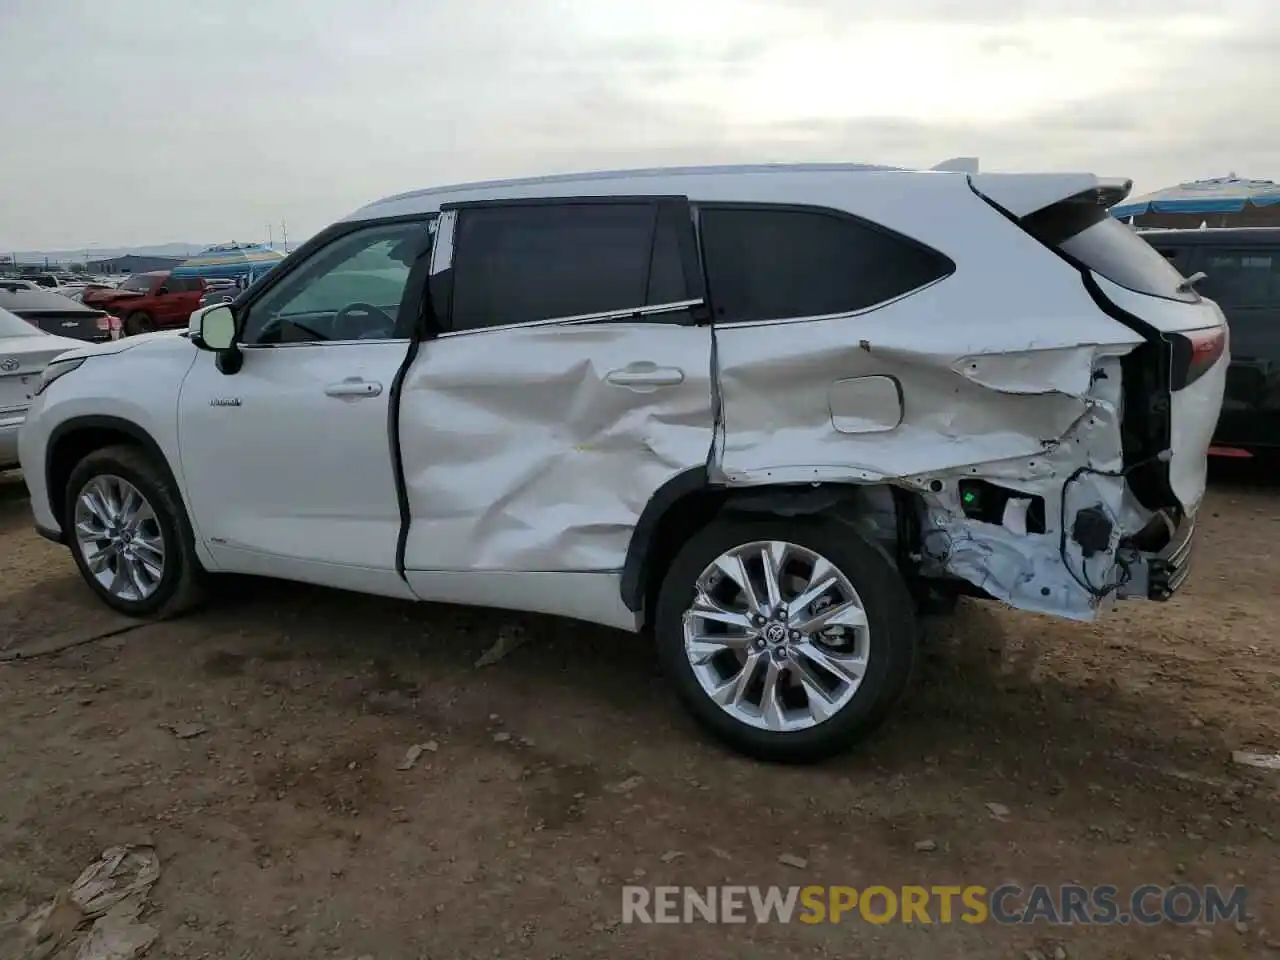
[[44, 415, 175, 524], [620, 465, 709, 613]]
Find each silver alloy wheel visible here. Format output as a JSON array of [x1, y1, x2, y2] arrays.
[[682, 540, 870, 732], [73, 474, 166, 601]]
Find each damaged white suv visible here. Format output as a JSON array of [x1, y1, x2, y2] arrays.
[[19, 163, 1227, 761]]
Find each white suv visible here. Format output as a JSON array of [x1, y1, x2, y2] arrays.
[[17, 163, 1228, 761]]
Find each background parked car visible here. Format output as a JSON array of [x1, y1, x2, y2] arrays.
[[197, 277, 241, 309], [0, 288, 118, 342], [0, 306, 83, 469], [81, 270, 205, 335], [1139, 227, 1280, 452], [0, 279, 39, 293]]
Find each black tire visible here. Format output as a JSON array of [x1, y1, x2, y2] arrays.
[[64, 444, 206, 619], [655, 516, 918, 763], [124, 312, 155, 336]]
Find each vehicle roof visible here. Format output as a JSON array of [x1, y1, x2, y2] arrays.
[[1138, 226, 1280, 245], [345, 163, 1122, 222], [0, 288, 101, 313]]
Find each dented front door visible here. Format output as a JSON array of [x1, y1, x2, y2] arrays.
[[398, 198, 714, 576]]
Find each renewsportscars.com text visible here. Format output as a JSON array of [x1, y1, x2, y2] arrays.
[[621, 884, 1248, 926]]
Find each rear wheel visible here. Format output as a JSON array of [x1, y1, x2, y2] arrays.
[[124, 311, 154, 336], [65, 445, 206, 618], [654, 517, 918, 763]]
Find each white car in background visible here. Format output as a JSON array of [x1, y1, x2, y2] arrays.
[[16, 162, 1227, 761], [0, 307, 83, 469]]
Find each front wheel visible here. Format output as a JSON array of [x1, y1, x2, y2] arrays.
[[65, 445, 206, 618], [655, 517, 918, 763]]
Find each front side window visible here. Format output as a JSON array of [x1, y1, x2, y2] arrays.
[[447, 200, 696, 333], [698, 206, 954, 324], [1199, 249, 1280, 308], [241, 220, 434, 344]]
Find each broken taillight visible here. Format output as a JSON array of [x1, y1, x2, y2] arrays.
[[1170, 325, 1227, 389]]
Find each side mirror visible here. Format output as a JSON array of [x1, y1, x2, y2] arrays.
[[191, 304, 237, 351]]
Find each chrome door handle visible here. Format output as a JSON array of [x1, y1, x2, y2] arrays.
[[324, 378, 383, 399], [605, 362, 685, 390]]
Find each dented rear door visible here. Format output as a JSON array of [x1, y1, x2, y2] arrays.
[[398, 197, 715, 581]]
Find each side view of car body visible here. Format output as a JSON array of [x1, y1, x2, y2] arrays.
[[0, 307, 82, 468], [81, 271, 205, 336], [1138, 227, 1280, 452], [18, 163, 1228, 761]]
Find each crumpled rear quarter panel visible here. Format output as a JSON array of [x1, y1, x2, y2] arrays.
[[710, 182, 1148, 619]]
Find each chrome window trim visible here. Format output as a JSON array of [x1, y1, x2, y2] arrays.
[[239, 338, 411, 350], [436, 298, 705, 339], [706, 275, 950, 329]]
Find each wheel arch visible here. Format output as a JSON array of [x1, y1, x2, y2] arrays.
[[45, 415, 178, 533], [621, 471, 918, 619]]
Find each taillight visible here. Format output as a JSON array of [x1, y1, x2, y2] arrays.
[[96, 315, 111, 331], [1170, 325, 1227, 389]]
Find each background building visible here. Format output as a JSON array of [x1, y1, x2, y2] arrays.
[[85, 254, 185, 275]]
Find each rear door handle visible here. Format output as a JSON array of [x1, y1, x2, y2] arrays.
[[605, 362, 685, 390], [324, 377, 383, 399]]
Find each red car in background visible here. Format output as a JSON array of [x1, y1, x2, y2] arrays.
[[81, 271, 205, 336]]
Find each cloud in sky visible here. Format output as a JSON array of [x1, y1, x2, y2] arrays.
[[1, 0, 1276, 250]]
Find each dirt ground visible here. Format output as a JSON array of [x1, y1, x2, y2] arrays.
[[0, 466, 1277, 960]]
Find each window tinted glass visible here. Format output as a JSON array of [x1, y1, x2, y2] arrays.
[[449, 201, 690, 332], [698, 206, 952, 324], [1198, 249, 1280, 307], [243, 220, 433, 344], [1024, 202, 1197, 303]]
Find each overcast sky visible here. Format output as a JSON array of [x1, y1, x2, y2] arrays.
[[2, 0, 1276, 252]]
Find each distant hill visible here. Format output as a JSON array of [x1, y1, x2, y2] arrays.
[[5, 241, 301, 265]]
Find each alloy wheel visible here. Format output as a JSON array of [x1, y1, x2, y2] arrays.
[[682, 540, 870, 732], [73, 474, 166, 601]]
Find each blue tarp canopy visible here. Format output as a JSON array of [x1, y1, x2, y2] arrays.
[[171, 242, 286, 282], [1111, 176, 1280, 219]]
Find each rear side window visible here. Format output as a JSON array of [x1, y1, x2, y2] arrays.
[[1023, 200, 1198, 303], [0, 306, 37, 338], [449, 201, 696, 332], [1197, 249, 1280, 307], [698, 206, 953, 324]]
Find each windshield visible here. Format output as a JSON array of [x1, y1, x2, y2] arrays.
[[0, 306, 40, 338], [1022, 199, 1199, 303], [119, 274, 155, 292]]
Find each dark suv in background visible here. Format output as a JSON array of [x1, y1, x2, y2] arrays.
[[1141, 228, 1280, 453]]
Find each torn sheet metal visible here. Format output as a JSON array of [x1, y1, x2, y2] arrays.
[[709, 243, 1152, 619], [398, 321, 714, 572]]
